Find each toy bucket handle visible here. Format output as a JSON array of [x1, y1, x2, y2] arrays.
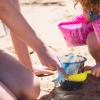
[[84, 70, 91, 74]]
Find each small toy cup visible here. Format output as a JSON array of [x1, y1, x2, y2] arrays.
[[57, 54, 87, 91]]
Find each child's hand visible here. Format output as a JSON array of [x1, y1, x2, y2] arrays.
[[92, 62, 100, 77], [36, 46, 64, 74], [33, 65, 55, 76]]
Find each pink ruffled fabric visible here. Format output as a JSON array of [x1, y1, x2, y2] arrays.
[[58, 15, 94, 47]]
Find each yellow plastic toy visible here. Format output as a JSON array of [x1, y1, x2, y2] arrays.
[[64, 70, 91, 82]]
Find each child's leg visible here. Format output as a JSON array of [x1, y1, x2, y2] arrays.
[[86, 32, 100, 61], [0, 50, 40, 99], [86, 32, 100, 77], [0, 82, 17, 100]]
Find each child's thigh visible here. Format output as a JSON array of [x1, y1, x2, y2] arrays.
[[0, 82, 17, 100], [0, 50, 40, 99]]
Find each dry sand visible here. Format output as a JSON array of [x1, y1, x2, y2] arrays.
[[0, 0, 100, 100]]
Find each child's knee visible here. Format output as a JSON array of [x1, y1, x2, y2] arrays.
[[28, 76, 40, 99], [19, 76, 40, 100]]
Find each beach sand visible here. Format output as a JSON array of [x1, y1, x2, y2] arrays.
[[0, 0, 100, 99]]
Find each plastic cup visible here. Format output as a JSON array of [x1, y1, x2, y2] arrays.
[[57, 54, 87, 90]]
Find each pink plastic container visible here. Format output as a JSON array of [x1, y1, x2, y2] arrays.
[[92, 18, 100, 45], [58, 15, 94, 47]]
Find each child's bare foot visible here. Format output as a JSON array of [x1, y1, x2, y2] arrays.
[[33, 65, 55, 76]]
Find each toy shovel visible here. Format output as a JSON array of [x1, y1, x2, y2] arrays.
[[64, 70, 91, 82]]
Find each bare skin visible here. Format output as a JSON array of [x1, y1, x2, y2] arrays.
[[87, 32, 100, 77], [0, 0, 64, 99], [0, 82, 17, 100], [10, 0, 54, 75], [78, 0, 100, 77], [0, 50, 40, 99], [0, 0, 63, 75]]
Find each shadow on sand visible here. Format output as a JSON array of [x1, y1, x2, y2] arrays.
[[39, 75, 100, 100]]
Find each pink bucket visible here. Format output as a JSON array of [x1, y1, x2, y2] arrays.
[[58, 15, 94, 47]]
